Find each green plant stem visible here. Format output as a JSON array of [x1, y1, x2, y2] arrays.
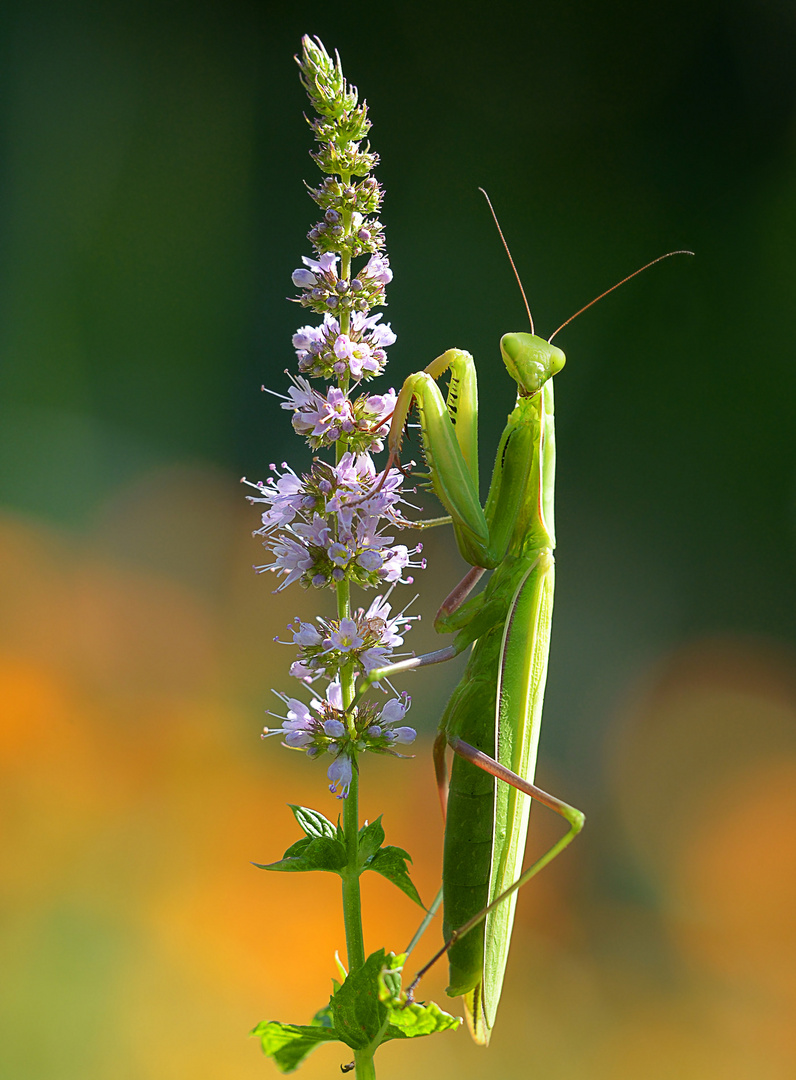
[[337, 577, 375, 1076], [334, 206, 375, 1077], [342, 765, 376, 1080], [341, 751, 364, 972], [354, 1045, 377, 1080]]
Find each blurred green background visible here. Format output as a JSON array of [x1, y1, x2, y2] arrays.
[[2, 1, 796, 1077]]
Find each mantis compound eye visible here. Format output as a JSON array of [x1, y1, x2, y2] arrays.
[[500, 333, 566, 394]]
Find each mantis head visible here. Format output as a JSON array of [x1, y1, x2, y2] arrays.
[[500, 333, 566, 396]]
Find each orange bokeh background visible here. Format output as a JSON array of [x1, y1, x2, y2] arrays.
[[3, 467, 796, 1078]]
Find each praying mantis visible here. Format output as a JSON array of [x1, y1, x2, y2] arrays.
[[362, 196, 690, 1044]]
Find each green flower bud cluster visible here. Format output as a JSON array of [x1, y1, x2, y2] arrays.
[[297, 35, 359, 120], [296, 36, 386, 269]]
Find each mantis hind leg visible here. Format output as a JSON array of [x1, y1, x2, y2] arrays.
[[405, 734, 584, 1040], [448, 734, 585, 906], [433, 730, 449, 821]]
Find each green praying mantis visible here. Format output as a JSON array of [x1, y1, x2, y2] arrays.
[[361, 194, 690, 1045]]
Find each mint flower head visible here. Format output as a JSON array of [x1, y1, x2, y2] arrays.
[[242, 456, 425, 591], [274, 374, 397, 453], [284, 592, 420, 685], [249, 36, 423, 799], [290, 36, 393, 389], [264, 683, 416, 800]]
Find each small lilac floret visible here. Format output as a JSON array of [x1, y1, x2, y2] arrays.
[[328, 542, 350, 567], [364, 254, 392, 285], [325, 681, 344, 711], [379, 545, 412, 583], [293, 622, 322, 647], [390, 727, 417, 745], [328, 754, 353, 798], [357, 549, 383, 572], [329, 618, 364, 652], [281, 698, 315, 747], [361, 648, 388, 674], [292, 268, 317, 288], [379, 698, 408, 724]]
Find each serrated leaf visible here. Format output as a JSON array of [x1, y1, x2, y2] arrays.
[[254, 835, 347, 874], [331, 949, 389, 1050], [250, 1019, 338, 1074], [376, 955, 462, 1041], [384, 998, 462, 1039], [289, 803, 337, 840], [357, 816, 385, 863], [364, 846, 424, 906]]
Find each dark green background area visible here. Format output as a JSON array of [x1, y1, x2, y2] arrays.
[[3, 0, 795, 730]]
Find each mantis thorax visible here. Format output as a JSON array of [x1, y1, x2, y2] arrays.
[[500, 333, 565, 396]]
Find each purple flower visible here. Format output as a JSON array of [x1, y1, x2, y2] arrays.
[[292, 253, 339, 289], [252, 35, 427, 801], [363, 254, 392, 285], [327, 754, 353, 798], [379, 698, 408, 725], [282, 699, 315, 747], [376, 693, 415, 747], [283, 594, 418, 686], [390, 727, 416, 744], [255, 536, 314, 590], [249, 453, 420, 592], [324, 680, 344, 711], [292, 622, 323, 647], [378, 545, 413, 584], [327, 618, 364, 652], [291, 268, 317, 288], [356, 549, 383, 572], [290, 312, 395, 383], [242, 466, 304, 533]]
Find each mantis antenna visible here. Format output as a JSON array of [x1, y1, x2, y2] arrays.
[[478, 187, 535, 336], [548, 250, 694, 343]]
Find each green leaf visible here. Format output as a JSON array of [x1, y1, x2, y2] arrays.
[[250, 1019, 338, 1074], [279, 837, 312, 860], [364, 846, 424, 907], [253, 835, 347, 874], [331, 949, 389, 1050], [377, 954, 462, 1041], [289, 804, 337, 840], [357, 816, 385, 863], [385, 997, 462, 1039]]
